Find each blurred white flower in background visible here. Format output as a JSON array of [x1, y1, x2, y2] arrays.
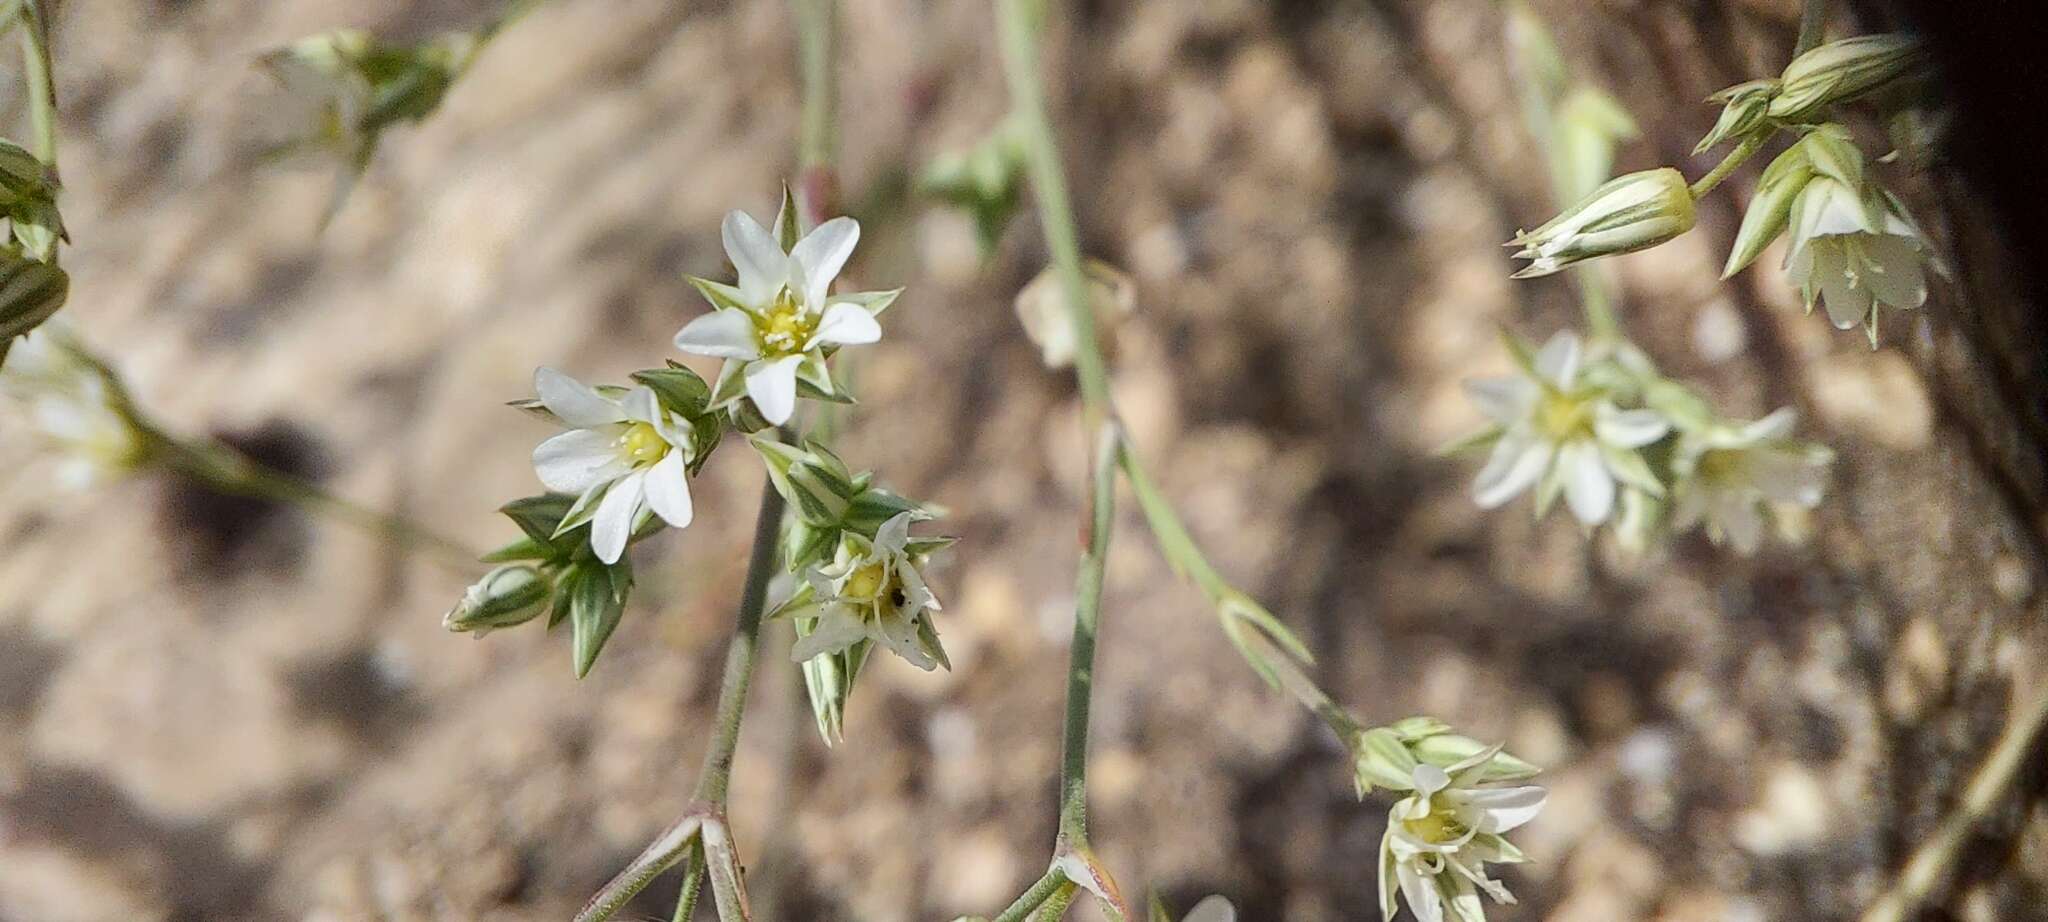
[[0, 327, 145, 488], [1462, 331, 1669, 526], [1670, 408, 1831, 553]]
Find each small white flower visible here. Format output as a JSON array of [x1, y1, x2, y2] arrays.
[[1671, 408, 1831, 553], [674, 209, 883, 426], [789, 512, 943, 670], [529, 367, 696, 565], [1463, 331, 1670, 526], [1, 329, 145, 488], [1784, 176, 1931, 346], [258, 31, 376, 164], [1379, 756, 1545, 922]]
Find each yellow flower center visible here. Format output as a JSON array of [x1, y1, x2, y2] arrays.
[[617, 421, 670, 465], [1403, 800, 1469, 845], [758, 289, 818, 357], [1695, 447, 1746, 485], [843, 561, 890, 602], [1537, 391, 1594, 441]]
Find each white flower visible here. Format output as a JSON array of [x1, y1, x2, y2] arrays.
[[529, 367, 696, 565], [789, 512, 943, 670], [1670, 408, 1831, 553], [1463, 332, 1669, 526], [1784, 176, 1931, 346], [1, 329, 145, 488], [674, 209, 883, 426], [1379, 756, 1545, 922], [258, 31, 376, 164]]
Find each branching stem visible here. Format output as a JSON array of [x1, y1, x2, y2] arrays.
[[1689, 133, 1766, 199], [1794, 0, 1827, 56]]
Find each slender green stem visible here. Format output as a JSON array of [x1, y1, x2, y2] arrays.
[[793, 0, 838, 174], [17, 0, 56, 170], [997, 0, 1111, 422], [1794, 0, 1827, 56], [1034, 883, 1081, 921], [146, 430, 480, 570], [671, 841, 706, 922], [693, 474, 787, 804], [574, 816, 706, 922], [993, 868, 1069, 922], [1859, 680, 2048, 922], [1056, 424, 1118, 839], [1689, 133, 1765, 199]]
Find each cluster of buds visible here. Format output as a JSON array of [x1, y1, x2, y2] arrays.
[[1352, 718, 1544, 922], [257, 28, 480, 220], [1452, 329, 1830, 554], [0, 326, 151, 488], [1, 139, 68, 356], [1725, 124, 1935, 345], [1698, 34, 1928, 152], [757, 438, 952, 741]]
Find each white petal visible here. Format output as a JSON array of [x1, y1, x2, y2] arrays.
[[590, 470, 645, 564], [621, 386, 663, 424], [1473, 435, 1553, 509], [875, 511, 914, 555], [534, 428, 625, 493], [1398, 862, 1444, 922], [877, 609, 937, 670], [809, 302, 882, 348], [1534, 331, 1582, 387], [1718, 496, 1765, 553], [1860, 236, 1929, 309], [1593, 405, 1670, 449], [722, 210, 787, 304], [790, 609, 869, 662], [896, 553, 939, 613], [1463, 376, 1537, 424], [1459, 785, 1547, 834], [1750, 450, 1827, 506], [643, 450, 694, 528], [791, 217, 859, 307], [744, 355, 804, 425], [674, 309, 763, 360], [534, 367, 624, 427], [1746, 408, 1799, 441], [1561, 441, 1616, 525]]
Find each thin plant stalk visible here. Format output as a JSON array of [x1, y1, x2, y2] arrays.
[[1689, 133, 1766, 199], [574, 475, 787, 922], [17, 0, 57, 169], [1795, 0, 1827, 56], [992, 868, 1070, 922]]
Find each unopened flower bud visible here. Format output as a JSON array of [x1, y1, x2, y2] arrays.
[[1, 247, 69, 342], [1767, 34, 1927, 123], [1510, 167, 1696, 278], [446, 564, 552, 634], [1694, 78, 1780, 154]]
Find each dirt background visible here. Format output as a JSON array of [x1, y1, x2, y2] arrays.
[[5, 1, 2047, 921]]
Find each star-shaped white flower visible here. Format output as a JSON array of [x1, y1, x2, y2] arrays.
[[789, 512, 943, 670], [1463, 331, 1670, 526], [529, 367, 695, 564], [1378, 754, 1545, 922], [1784, 176, 1932, 346], [1671, 408, 1831, 553], [1, 329, 145, 488], [673, 209, 883, 426]]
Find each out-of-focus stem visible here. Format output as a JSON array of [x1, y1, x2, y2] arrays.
[[17, 0, 56, 170], [992, 867, 1069, 922], [1859, 679, 2048, 922], [1795, 0, 1827, 56]]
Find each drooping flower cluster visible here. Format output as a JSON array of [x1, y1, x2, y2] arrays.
[[1452, 329, 1830, 553], [1353, 719, 1544, 922], [1507, 32, 1938, 347]]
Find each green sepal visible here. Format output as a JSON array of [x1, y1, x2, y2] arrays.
[[832, 287, 903, 318], [774, 182, 803, 250], [568, 559, 633, 678], [480, 535, 554, 563], [686, 277, 751, 314], [631, 363, 714, 419], [0, 249, 67, 340]]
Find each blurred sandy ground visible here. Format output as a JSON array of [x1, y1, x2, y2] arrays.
[[3, 1, 2045, 920]]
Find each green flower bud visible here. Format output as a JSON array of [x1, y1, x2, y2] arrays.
[[1, 247, 68, 342], [445, 564, 553, 634], [0, 139, 57, 208], [1694, 78, 1781, 155], [1768, 34, 1927, 123], [1510, 167, 1696, 278]]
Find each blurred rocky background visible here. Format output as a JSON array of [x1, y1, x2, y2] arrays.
[[3, 1, 2045, 920]]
